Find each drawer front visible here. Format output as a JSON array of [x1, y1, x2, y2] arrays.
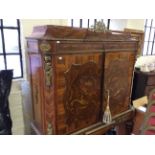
[[147, 76, 155, 85]]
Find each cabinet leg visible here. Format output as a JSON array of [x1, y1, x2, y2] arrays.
[[125, 121, 134, 135], [116, 121, 133, 135]]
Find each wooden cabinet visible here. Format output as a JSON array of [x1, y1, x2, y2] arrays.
[[132, 70, 155, 100], [26, 25, 138, 135]]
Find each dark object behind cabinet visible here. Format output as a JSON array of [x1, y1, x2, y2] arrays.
[[26, 25, 138, 135], [0, 70, 13, 135], [132, 69, 155, 100]]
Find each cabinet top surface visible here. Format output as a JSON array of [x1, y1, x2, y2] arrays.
[[26, 25, 138, 42]]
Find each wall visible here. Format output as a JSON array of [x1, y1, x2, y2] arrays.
[[110, 19, 128, 31], [21, 19, 68, 37], [126, 19, 145, 31], [109, 19, 145, 31], [9, 19, 145, 135]]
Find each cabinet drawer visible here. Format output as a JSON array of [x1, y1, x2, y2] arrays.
[[147, 76, 155, 85]]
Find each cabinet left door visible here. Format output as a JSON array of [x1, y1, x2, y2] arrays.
[[53, 52, 103, 134]]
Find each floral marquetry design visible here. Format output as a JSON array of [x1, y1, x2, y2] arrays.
[[104, 57, 131, 116], [64, 62, 101, 126], [104, 59, 129, 104]]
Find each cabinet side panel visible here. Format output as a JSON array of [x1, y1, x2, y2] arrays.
[[29, 54, 45, 133]]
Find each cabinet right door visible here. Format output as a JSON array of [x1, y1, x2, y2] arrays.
[[103, 51, 135, 117]]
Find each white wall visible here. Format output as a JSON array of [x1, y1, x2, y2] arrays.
[[110, 19, 128, 31], [109, 19, 145, 31], [126, 19, 145, 31], [21, 19, 68, 37]]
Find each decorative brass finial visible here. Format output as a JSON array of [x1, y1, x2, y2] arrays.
[[90, 21, 107, 33]]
